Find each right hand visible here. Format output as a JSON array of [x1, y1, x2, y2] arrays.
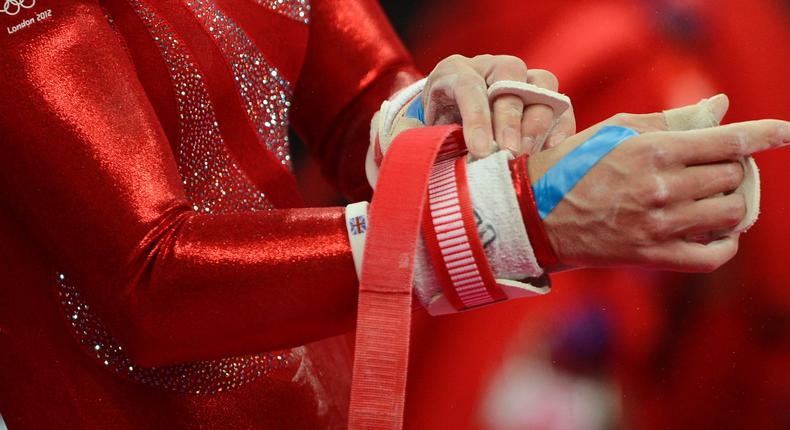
[[528, 101, 789, 272]]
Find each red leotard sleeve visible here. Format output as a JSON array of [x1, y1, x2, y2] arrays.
[[0, 1, 373, 367], [291, 0, 423, 201]]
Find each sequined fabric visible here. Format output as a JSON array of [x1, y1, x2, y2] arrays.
[[58, 273, 289, 394], [254, 0, 311, 24], [137, 0, 274, 212], [0, 0, 419, 427], [186, 0, 293, 169], [52, 0, 286, 395]]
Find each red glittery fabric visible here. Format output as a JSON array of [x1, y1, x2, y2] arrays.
[[0, 0, 420, 428]]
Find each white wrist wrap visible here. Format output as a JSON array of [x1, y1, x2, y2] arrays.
[[367, 79, 428, 188], [344, 201, 370, 280], [412, 151, 546, 313], [467, 151, 543, 279]]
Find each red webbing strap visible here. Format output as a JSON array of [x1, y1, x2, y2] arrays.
[[349, 125, 464, 429], [509, 155, 560, 268]]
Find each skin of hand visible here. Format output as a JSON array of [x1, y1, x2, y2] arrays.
[[527, 99, 790, 272], [423, 54, 576, 158]]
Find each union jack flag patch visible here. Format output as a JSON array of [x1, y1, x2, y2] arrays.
[[349, 215, 367, 235]]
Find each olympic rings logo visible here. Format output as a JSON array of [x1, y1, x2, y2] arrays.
[[1, 0, 36, 16]]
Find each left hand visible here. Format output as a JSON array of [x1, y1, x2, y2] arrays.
[[423, 54, 576, 158]]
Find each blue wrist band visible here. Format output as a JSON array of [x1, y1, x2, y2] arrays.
[[405, 93, 425, 123], [532, 125, 639, 219]]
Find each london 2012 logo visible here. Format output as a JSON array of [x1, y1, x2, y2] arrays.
[[2, 0, 36, 16]]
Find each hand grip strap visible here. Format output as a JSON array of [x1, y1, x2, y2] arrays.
[[348, 125, 465, 429]]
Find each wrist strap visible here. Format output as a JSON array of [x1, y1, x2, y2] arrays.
[[421, 156, 506, 310], [349, 125, 464, 429], [509, 155, 560, 268]]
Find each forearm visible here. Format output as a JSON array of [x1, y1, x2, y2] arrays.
[[117, 208, 357, 366]]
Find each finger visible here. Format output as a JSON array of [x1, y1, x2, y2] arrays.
[[665, 193, 746, 238], [663, 93, 729, 131], [543, 104, 576, 150], [473, 55, 527, 155], [486, 56, 529, 154], [660, 119, 790, 165], [521, 69, 560, 153], [648, 234, 739, 273], [663, 161, 744, 201], [492, 94, 525, 154], [453, 73, 495, 158]]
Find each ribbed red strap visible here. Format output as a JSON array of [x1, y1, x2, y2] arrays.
[[349, 125, 465, 429], [421, 156, 506, 311], [509, 155, 559, 268]]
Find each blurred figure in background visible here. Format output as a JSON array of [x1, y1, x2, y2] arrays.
[[371, 0, 790, 428]]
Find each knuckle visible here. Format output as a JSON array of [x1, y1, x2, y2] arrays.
[[723, 163, 745, 190], [729, 196, 747, 223], [719, 135, 746, 159], [473, 54, 495, 64], [444, 54, 469, 66], [606, 112, 666, 133], [456, 71, 485, 88], [498, 55, 528, 73], [637, 175, 670, 208], [645, 210, 669, 239], [607, 112, 634, 126], [650, 145, 671, 168], [495, 101, 524, 122], [530, 69, 560, 89], [624, 140, 663, 167], [522, 112, 553, 132]]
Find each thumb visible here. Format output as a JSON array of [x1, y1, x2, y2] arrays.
[[663, 93, 730, 131]]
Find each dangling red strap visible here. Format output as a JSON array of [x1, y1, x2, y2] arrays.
[[348, 125, 464, 429]]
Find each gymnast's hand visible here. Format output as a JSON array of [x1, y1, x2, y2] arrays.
[[528, 97, 790, 272], [423, 54, 576, 158]]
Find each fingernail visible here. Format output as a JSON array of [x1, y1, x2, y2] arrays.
[[503, 127, 521, 153], [782, 122, 790, 144], [471, 128, 491, 156], [522, 136, 537, 153], [708, 93, 729, 122]]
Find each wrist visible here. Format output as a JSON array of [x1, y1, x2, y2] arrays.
[[509, 154, 561, 269], [414, 149, 551, 315]]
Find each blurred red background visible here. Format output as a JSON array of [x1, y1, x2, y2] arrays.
[[295, 1, 790, 428]]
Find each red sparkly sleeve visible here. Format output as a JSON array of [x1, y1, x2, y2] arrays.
[[0, 1, 357, 366], [290, 0, 423, 201]]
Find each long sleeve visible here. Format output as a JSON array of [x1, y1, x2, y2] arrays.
[[291, 0, 423, 201], [0, 1, 357, 367]]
